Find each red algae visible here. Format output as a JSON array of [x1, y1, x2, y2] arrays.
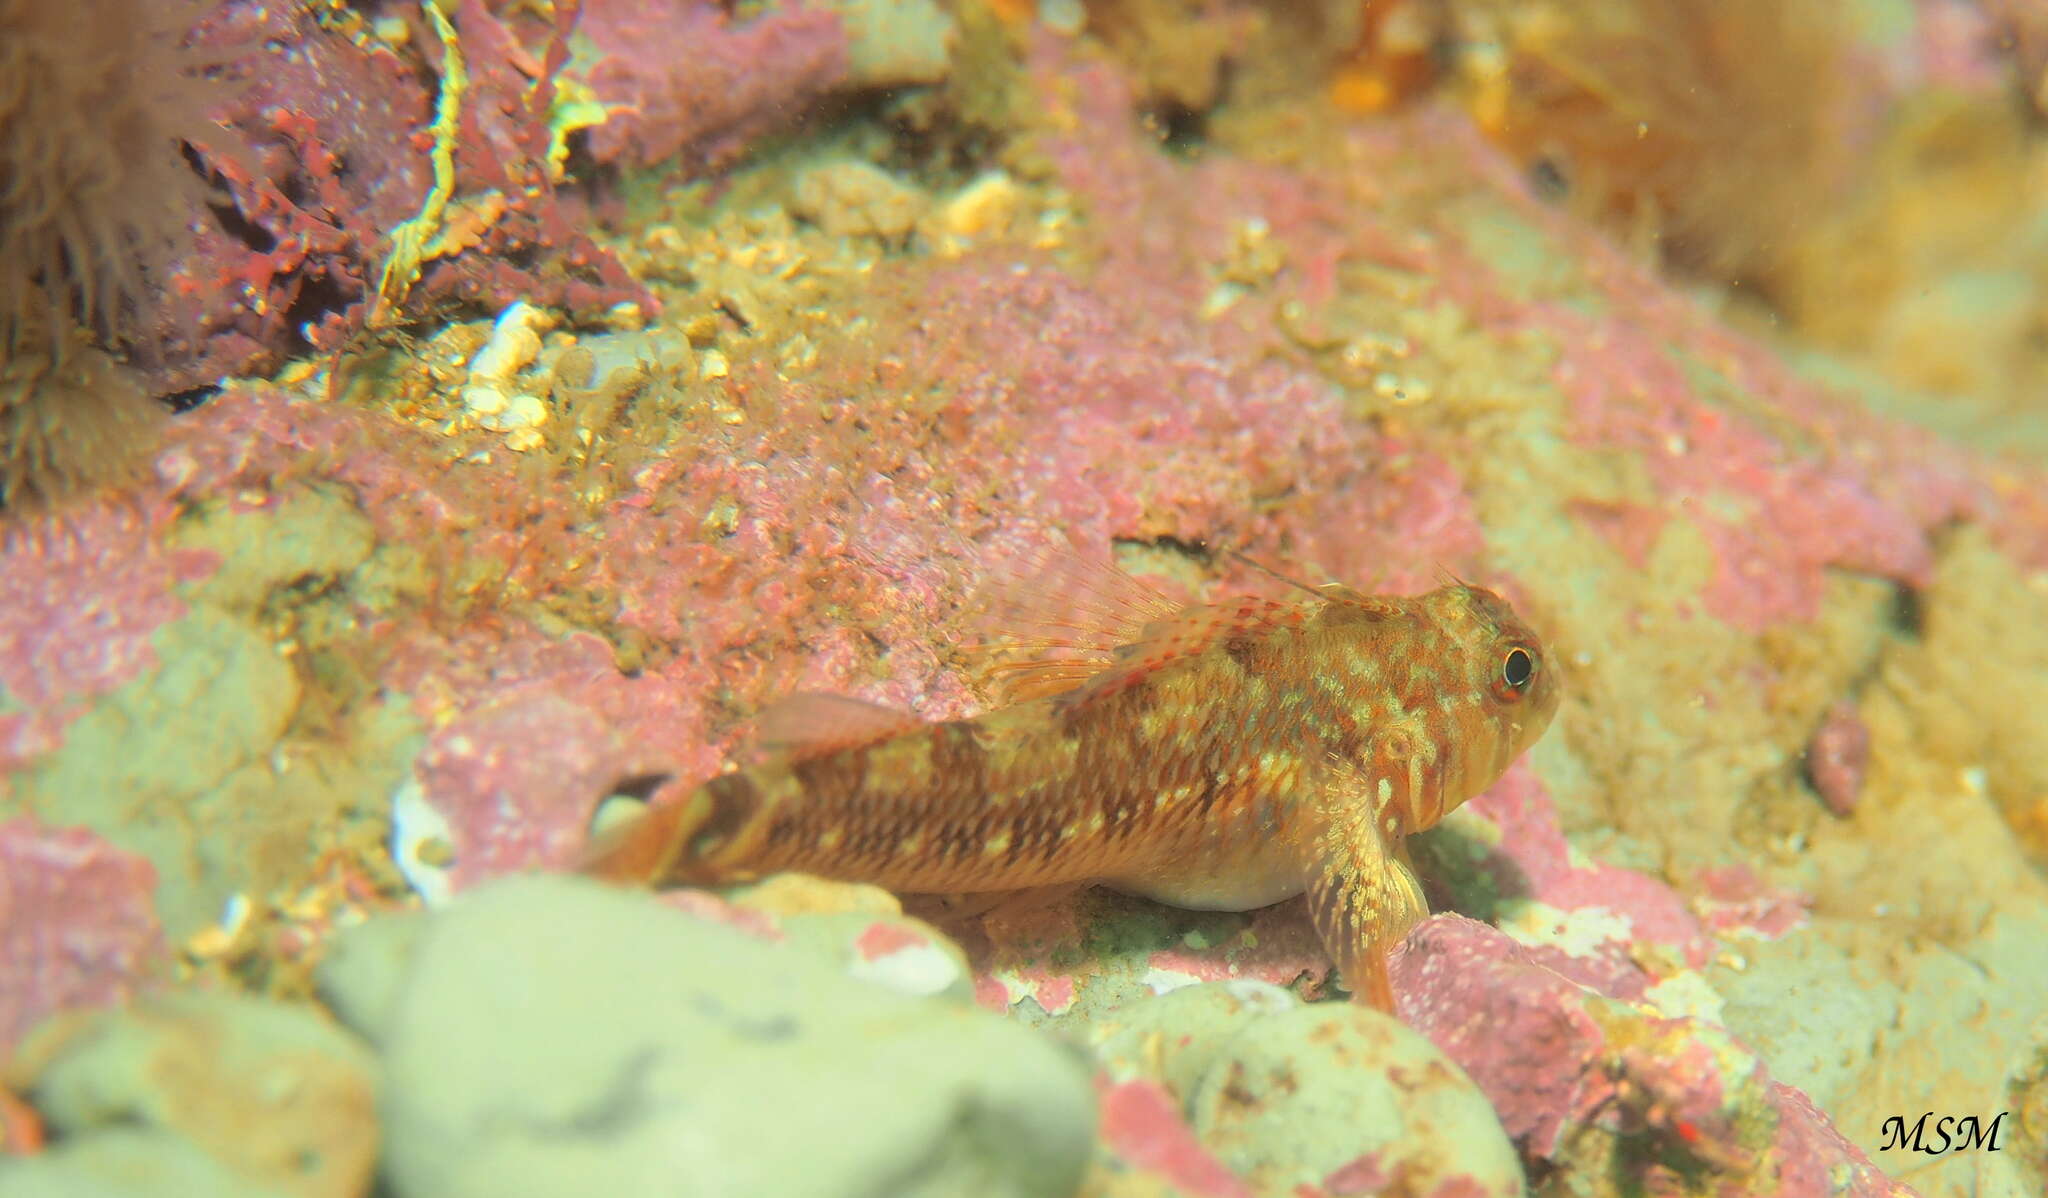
[[0, 819, 166, 1055], [1461, 767, 1714, 970], [1692, 865, 1812, 942], [578, 0, 849, 171], [1391, 916, 1905, 1196], [1418, 115, 2006, 629], [2, 5, 2045, 1195], [0, 503, 200, 775], [1095, 1076, 1254, 1198], [1805, 700, 1872, 818]]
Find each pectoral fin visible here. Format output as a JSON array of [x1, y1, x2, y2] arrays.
[[1298, 759, 1428, 1011]]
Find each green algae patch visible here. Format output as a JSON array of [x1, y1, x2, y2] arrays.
[[166, 485, 377, 613], [19, 606, 300, 937], [14, 482, 421, 943], [1453, 200, 1606, 318]]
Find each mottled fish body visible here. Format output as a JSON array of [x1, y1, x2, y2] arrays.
[[585, 564, 1560, 1009]]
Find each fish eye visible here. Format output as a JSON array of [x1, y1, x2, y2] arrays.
[[1501, 647, 1535, 692]]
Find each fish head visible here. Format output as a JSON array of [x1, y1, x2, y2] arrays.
[[1416, 583, 1561, 807]]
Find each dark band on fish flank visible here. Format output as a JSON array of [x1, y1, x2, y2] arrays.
[[937, 818, 981, 864], [696, 773, 762, 855], [1223, 634, 1262, 676], [1052, 696, 1090, 741], [848, 820, 888, 867], [765, 812, 799, 850], [1109, 782, 1148, 843], [791, 742, 871, 801], [999, 811, 1034, 866], [998, 777, 1072, 865], [1025, 792, 1081, 865], [927, 721, 989, 793]]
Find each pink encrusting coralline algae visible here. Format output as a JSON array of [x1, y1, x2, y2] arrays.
[[0, 820, 166, 1056], [1, 5, 2044, 1195]]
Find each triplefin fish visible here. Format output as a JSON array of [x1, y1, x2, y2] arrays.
[[582, 552, 1561, 1009]]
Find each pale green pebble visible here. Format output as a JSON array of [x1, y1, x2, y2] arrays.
[[315, 875, 1094, 1198], [8, 993, 378, 1198], [1091, 985, 1521, 1195], [843, 931, 966, 997], [1139, 965, 1208, 996], [1189, 1004, 1523, 1197], [775, 908, 975, 1003], [0, 1129, 292, 1198], [1091, 980, 1300, 1099]]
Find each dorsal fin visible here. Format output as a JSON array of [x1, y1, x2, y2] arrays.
[[754, 692, 924, 760], [1053, 593, 1304, 711], [1227, 548, 1334, 601], [963, 545, 1184, 703]]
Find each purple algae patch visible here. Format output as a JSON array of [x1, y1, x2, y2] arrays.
[[0, 819, 167, 1056], [0, 504, 203, 776], [577, 0, 850, 172]]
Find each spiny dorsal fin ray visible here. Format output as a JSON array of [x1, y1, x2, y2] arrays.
[[1051, 593, 1307, 711], [1298, 755, 1429, 1012], [964, 543, 1184, 703], [1227, 548, 1336, 601], [754, 692, 925, 760]]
